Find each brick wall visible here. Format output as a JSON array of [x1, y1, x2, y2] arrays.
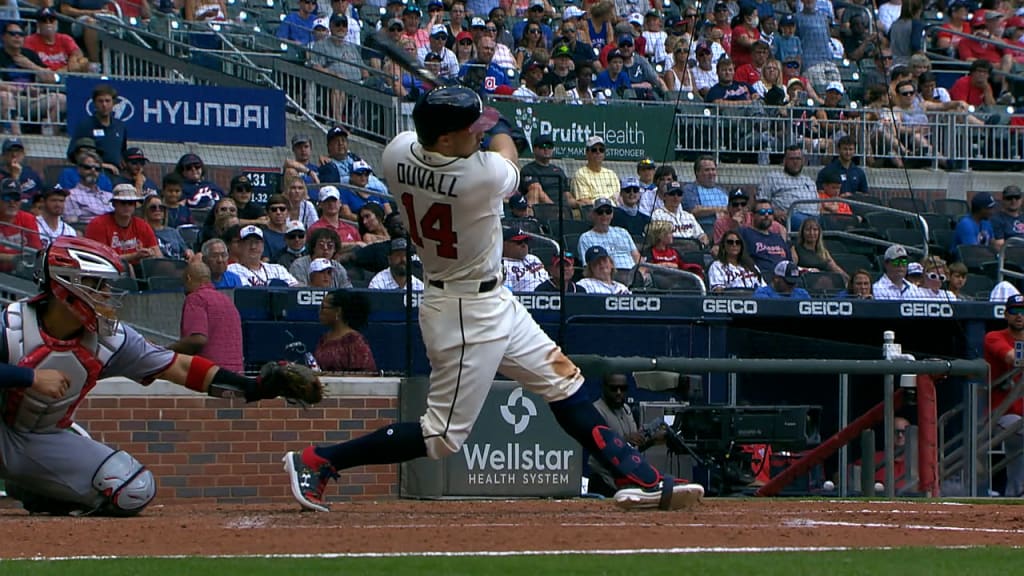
[[78, 379, 400, 505]]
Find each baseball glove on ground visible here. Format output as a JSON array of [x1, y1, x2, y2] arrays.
[[258, 362, 324, 405]]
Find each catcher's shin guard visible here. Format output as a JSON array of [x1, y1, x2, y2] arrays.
[[592, 425, 661, 488]]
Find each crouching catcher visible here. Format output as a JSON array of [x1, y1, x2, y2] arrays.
[[0, 237, 322, 516]]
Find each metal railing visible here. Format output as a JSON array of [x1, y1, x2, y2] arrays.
[[788, 197, 931, 258]]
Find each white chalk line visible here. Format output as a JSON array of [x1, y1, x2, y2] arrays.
[[786, 519, 1024, 534], [3, 545, 998, 562]]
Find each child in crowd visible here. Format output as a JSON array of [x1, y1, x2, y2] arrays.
[[162, 173, 193, 227]]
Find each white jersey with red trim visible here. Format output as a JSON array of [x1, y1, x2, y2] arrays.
[[382, 131, 519, 284], [1, 300, 176, 433]]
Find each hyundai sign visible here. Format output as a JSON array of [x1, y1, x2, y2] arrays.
[[67, 77, 285, 147]]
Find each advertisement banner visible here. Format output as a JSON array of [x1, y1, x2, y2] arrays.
[[444, 382, 583, 496], [491, 100, 675, 162], [66, 77, 286, 147]]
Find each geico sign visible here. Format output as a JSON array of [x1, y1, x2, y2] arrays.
[[296, 290, 328, 306], [702, 299, 758, 315], [798, 301, 854, 316], [994, 305, 1005, 318], [899, 302, 954, 318], [605, 296, 661, 311], [517, 294, 561, 310]]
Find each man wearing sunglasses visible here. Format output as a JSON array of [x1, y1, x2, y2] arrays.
[[984, 294, 1024, 496], [991, 185, 1024, 251], [0, 178, 42, 272], [738, 198, 790, 273], [571, 135, 620, 208], [578, 197, 641, 271], [64, 150, 113, 225], [872, 244, 925, 300], [520, 134, 565, 206], [612, 177, 650, 237], [277, 0, 319, 46], [113, 147, 158, 199]]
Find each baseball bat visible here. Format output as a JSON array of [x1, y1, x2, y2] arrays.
[[372, 31, 447, 87]]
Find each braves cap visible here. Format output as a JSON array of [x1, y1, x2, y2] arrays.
[[971, 191, 996, 211], [230, 174, 252, 190], [563, 6, 584, 19], [424, 51, 443, 62], [313, 17, 329, 29], [907, 262, 924, 276], [825, 81, 845, 94], [292, 134, 312, 147], [470, 17, 487, 28], [593, 197, 614, 210], [319, 185, 341, 201], [533, 133, 553, 147], [1, 138, 23, 153], [310, 258, 334, 273], [327, 125, 349, 141], [0, 178, 20, 199], [39, 186, 68, 199], [503, 225, 529, 242], [430, 24, 447, 37], [508, 193, 528, 210], [780, 14, 796, 26], [617, 34, 634, 46], [774, 260, 800, 284], [240, 225, 264, 239], [585, 244, 610, 263], [285, 220, 306, 234], [729, 188, 748, 200], [124, 147, 147, 162], [351, 159, 373, 174], [628, 13, 643, 26], [390, 237, 409, 252]]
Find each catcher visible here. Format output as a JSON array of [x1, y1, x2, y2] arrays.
[[0, 237, 322, 516]]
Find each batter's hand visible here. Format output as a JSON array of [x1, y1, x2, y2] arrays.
[[32, 369, 70, 399]]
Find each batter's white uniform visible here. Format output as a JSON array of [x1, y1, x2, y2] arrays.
[[382, 131, 584, 460]]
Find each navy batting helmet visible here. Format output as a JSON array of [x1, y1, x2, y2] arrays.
[[412, 86, 500, 145]]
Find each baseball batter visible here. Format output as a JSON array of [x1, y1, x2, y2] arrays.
[[0, 237, 321, 516], [283, 86, 704, 512]]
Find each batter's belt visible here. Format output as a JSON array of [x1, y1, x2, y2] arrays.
[[427, 277, 500, 293]]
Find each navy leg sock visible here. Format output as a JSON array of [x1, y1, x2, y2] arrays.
[[549, 389, 661, 488], [314, 421, 427, 471]]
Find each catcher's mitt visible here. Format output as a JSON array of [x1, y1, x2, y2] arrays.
[[258, 361, 324, 405]]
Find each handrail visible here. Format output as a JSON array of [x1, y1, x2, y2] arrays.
[[787, 197, 930, 259], [571, 355, 988, 377], [634, 261, 707, 296], [997, 236, 1024, 284]]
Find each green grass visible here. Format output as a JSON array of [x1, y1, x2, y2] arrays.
[[3, 549, 1024, 576]]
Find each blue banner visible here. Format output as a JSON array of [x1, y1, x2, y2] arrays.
[[66, 77, 285, 147]]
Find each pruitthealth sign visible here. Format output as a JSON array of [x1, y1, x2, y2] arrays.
[[67, 77, 285, 147], [449, 383, 582, 496], [491, 100, 675, 162]]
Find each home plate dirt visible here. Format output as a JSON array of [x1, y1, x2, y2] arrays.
[[2, 499, 1024, 558]]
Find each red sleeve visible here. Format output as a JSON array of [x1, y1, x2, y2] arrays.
[[599, 43, 615, 67], [16, 211, 42, 249], [634, 36, 646, 57], [59, 34, 79, 55], [985, 330, 1013, 369], [136, 218, 158, 248], [949, 78, 968, 103], [957, 39, 978, 60], [84, 216, 110, 245], [350, 333, 377, 372]]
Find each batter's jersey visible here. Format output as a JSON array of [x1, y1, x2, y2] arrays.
[[382, 131, 519, 283]]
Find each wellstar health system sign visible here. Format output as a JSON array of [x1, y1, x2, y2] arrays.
[[491, 100, 675, 162]]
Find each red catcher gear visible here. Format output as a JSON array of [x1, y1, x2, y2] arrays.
[[40, 236, 128, 337]]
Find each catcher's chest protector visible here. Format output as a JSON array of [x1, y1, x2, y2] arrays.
[[2, 301, 115, 432]]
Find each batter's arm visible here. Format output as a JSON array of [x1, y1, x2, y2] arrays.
[[488, 132, 519, 165]]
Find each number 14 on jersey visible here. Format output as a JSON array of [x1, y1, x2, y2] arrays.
[[400, 193, 459, 259]]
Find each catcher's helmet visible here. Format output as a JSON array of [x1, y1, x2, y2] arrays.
[[412, 86, 499, 145], [38, 236, 129, 337]]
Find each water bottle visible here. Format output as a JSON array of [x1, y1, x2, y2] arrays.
[[303, 351, 322, 373]]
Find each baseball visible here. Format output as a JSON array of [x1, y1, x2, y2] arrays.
[[822, 480, 835, 491], [874, 482, 885, 493]]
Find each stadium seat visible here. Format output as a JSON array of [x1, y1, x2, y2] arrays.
[[562, 233, 582, 256], [801, 271, 846, 297], [533, 204, 575, 228], [933, 199, 969, 218], [145, 276, 183, 291], [956, 245, 997, 273], [962, 273, 995, 299], [833, 253, 876, 275], [888, 196, 929, 214], [556, 219, 593, 237], [819, 213, 860, 232], [177, 224, 202, 251], [864, 211, 913, 233], [529, 241, 557, 266], [920, 213, 953, 236], [885, 228, 927, 250], [140, 257, 188, 280], [1005, 245, 1024, 268]]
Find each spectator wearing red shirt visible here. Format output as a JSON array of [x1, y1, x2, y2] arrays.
[[642, 220, 684, 268], [949, 59, 996, 107], [23, 8, 89, 73], [84, 183, 161, 264], [0, 177, 42, 272], [735, 40, 770, 86], [730, 6, 762, 68], [169, 259, 244, 372], [934, 1, 971, 55], [309, 186, 364, 256], [958, 11, 1014, 74], [984, 294, 1024, 496]]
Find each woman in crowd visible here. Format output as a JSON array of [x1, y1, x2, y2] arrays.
[[663, 37, 695, 94], [143, 195, 193, 260], [515, 22, 547, 69], [314, 289, 377, 373], [919, 256, 958, 301], [753, 58, 785, 99], [174, 153, 223, 209], [706, 230, 763, 293], [284, 175, 318, 230], [790, 218, 848, 280], [838, 268, 873, 299], [454, 31, 475, 66], [289, 227, 353, 288], [201, 197, 238, 245], [357, 203, 390, 245]]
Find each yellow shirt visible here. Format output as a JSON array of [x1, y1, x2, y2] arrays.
[[572, 166, 620, 205]]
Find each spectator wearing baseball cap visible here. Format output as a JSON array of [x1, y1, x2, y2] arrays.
[[873, 244, 923, 300], [992, 185, 1024, 251], [934, 1, 971, 55], [579, 197, 641, 272], [25, 8, 89, 73], [308, 185, 363, 256], [951, 192, 996, 257], [518, 133, 563, 207], [85, 184, 161, 263], [275, 219, 309, 269], [368, 237, 425, 291], [339, 159, 392, 222], [501, 192, 546, 236], [534, 251, 585, 293], [511, 0, 553, 49], [984, 292, 1024, 496], [59, 137, 114, 194], [34, 187, 75, 248], [285, 135, 321, 187], [571, 136, 620, 209], [612, 176, 651, 237], [773, 14, 801, 65], [501, 225, 551, 292], [258, 193, 293, 261], [0, 138, 43, 199], [174, 152, 224, 210], [0, 178, 42, 269], [114, 147, 159, 199], [754, 260, 811, 299], [399, 4, 430, 48], [418, 23, 460, 79], [577, 244, 631, 294], [652, 181, 708, 247], [545, 42, 578, 91], [594, 48, 632, 95], [227, 225, 303, 287], [318, 125, 368, 187]]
